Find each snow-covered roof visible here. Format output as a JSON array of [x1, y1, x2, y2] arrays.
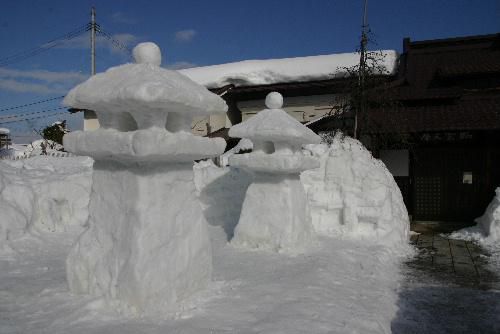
[[0, 128, 10, 134], [64, 43, 227, 116], [180, 50, 398, 89], [229, 92, 321, 145]]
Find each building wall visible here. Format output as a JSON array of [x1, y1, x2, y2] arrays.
[[238, 94, 343, 123]]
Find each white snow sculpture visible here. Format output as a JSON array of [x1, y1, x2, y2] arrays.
[[301, 136, 410, 247], [229, 92, 321, 252], [62, 42, 227, 314]]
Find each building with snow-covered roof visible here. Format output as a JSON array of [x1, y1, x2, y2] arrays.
[[180, 50, 397, 137]]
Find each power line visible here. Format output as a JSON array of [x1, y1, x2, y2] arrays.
[[97, 28, 133, 56], [0, 109, 70, 125], [0, 106, 69, 120], [0, 24, 90, 67], [0, 96, 65, 113]]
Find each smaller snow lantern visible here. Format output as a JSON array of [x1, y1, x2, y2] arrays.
[[229, 92, 321, 252], [62, 42, 227, 314]]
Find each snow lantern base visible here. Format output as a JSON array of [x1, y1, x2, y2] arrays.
[[67, 161, 212, 313], [231, 173, 312, 252]]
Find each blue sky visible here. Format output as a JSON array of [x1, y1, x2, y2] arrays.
[[0, 0, 498, 142]]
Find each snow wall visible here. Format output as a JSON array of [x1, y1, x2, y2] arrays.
[[301, 136, 409, 247], [195, 135, 410, 248], [0, 156, 93, 243]]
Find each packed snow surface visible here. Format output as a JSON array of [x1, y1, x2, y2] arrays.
[[180, 50, 397, 89], [63, 42, 225, 314], [67, 161, 212, 315], [301, 135, 410, 248], [63, 44, 227, 119], [228, 92, 320, 252], [64, 128, 226, 162], [0, 149, 412, 333], [450, 187, 500, 247], [0, 156, 92, 243]]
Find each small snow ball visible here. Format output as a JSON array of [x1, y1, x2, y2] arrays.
[[133, 42, 162, 66], [265, 92, 283, 110]]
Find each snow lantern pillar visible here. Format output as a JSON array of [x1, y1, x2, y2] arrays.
[[62, 42, 227, 314], [229, 92, 321, 252]]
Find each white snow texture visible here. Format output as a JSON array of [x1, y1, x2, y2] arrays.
[[301, 135, 410, 247], [0, 156, 92, 242], [67, 161, 212, 314], [450, 187, 500, 245], [228, 92, 321, 252], [63, 42, 226, 314], [180, 50, 398, 89]]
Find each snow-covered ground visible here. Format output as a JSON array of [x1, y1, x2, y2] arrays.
[[0, 150, 412, 333], [0, 222, 406, 334]]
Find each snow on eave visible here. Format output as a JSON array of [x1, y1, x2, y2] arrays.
[[180, 50, 398, 89]]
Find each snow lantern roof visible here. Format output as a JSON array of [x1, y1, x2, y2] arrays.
[[229, 92, 321, 145], [63, 42, 227, 115], [180, 50, 398, 89], [0, 128, 10, 134]]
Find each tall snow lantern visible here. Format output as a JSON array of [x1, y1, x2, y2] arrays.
[[62, 42, 227, 314], [229, 92, 321, 252]]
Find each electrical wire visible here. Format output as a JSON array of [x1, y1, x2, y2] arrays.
[[97, 28, 133, 56], [0, 24, 90, 67], [0, 96, 65, 113], [0, 109, 69, 125], [0, 106, 69, 120]]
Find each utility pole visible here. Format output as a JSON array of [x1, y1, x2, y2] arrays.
[[90, 7, 96, 76], [84, 6, 98, 131], [354, 0, 368, 139]]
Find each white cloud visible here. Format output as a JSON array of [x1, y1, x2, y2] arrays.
[[0, 68, 87, 83], [0, 79, 61, 94], [111, 12, 136, 24], [174, 29, 197, 42], [167, 61, 197, 70], [0, 68, 88, 95]]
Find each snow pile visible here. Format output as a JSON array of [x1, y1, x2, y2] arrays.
[[180, 50, 397, 89], [301, 135, 410, 248], [0, 156, 93, 243], [25, 139, 64, 155], [450, 188, 500, 246], [63, 42, 227, 315], [1, 140, 65, 159], [228, 92, 321, 253]]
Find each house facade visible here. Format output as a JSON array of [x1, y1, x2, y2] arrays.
[[310, 33, 500, 224]]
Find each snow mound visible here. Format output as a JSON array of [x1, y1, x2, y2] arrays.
[[450, 187, 500, 245], [301, 135, 410, 247], [180, 50, 398, 89], [0, 156, 93, 243]]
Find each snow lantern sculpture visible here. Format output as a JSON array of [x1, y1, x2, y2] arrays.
[[62, 42, 227, 314], [229, 92, 321, 252]]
